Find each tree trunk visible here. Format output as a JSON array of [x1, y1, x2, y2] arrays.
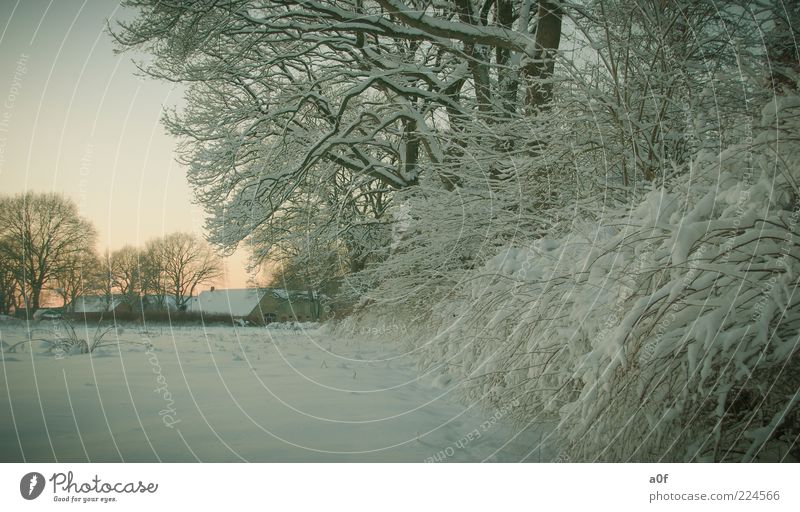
[[31, 286, 41, 311], [524, 1, 563, 112]]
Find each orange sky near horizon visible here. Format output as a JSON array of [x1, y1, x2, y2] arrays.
[[0, 0, 254, 292]]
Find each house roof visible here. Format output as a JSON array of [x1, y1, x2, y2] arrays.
[[191, 288, 267, 317], [71, 296, 124, 313], [191, 288, 320, 317], [141, 295, 188, 308]]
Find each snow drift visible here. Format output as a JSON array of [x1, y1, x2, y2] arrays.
[[342, 95, 800, 462]]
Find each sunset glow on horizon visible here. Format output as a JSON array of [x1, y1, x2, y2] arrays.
[[0, 0, 252, 291]]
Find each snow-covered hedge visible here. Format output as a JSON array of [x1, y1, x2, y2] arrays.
[[348, 95, 800, 461]]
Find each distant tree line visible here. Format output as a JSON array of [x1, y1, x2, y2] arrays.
[[0, 192, 222, 315]]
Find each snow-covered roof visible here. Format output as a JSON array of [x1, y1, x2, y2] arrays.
[[71, 296, 123, 313], [191, 288, 266, 317], [190, 288, 321, 317], [141, 295, 188, 310]]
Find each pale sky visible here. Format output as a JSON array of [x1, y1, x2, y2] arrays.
[[0, 0, 251, 289]]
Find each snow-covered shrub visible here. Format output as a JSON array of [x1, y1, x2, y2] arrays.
[[265, 321, 321, 331], [6, 319, 141, 355], [334, 303, 434, 353], [413, 95, 800, 462], [343, 110, 577, 315], [0, 314, 21, 324]]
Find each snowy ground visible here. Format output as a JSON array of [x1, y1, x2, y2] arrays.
[[0, 321, 551, 462]]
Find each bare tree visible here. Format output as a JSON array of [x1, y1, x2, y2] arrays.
[[140, 239, 169, 309], [52, 249, 101, 312], [0, 244, 21, 314], [0, 192, 97, 311], [108, 245, 142, 308], [149, 233, 222, 310]]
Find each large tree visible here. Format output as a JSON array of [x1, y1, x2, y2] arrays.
[[0, 245, 21, 315], [140, 239, 170, 308], [52, 248, 102, 311], [112, 0, 563, 264], [0, 192, 97, 311], [108, 245, 143, 308], [148, 233, 222, 310]]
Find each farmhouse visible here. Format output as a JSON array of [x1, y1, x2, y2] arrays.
[[190, 287, 325, 324], [68, 294, 188, 314], [70, 295, 131, 314], [254, 289, 324, 324], [140, 294, 187, 312]]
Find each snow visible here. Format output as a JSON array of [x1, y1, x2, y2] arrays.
[[271, 289, 290, 300], [338, 92, 800, 462], [0, 323, 552, 462], [0, 314, 19, 323], [94, 0, 800, 464], [191, 288, 316, 317], [72, 296, 124, 313], [191, 288, 266, 317]]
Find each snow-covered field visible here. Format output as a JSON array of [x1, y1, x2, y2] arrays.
[[0, 321, 551, 462]]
